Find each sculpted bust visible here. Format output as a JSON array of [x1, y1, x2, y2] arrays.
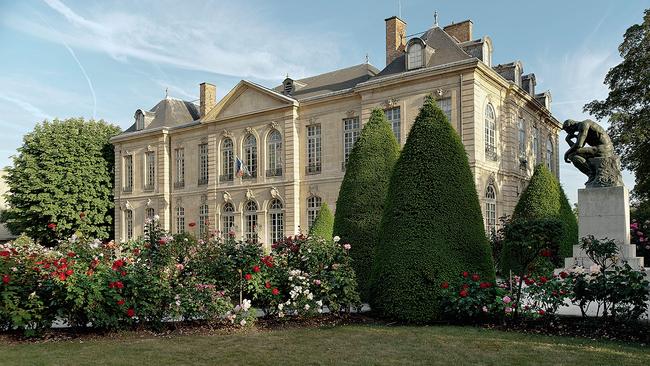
[[562, 119, 623, 188]]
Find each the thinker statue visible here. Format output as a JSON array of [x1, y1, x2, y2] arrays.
[[563, 119, 623, 188]]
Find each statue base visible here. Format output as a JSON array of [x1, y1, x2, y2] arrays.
[[564, 186, 644, 269], [585, 156, 623, 188]]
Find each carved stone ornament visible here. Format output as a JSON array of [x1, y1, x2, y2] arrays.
[[487, 174, 496, 187], [146, 198, 152, 207], [246, 188, 255, 200], [200, 136, 208, 144], [201, 194, 208, 203], [308, 184, 319, 196], [223, 191, 232, 202], [270, 186, 280, 199], [176, 197, 183, 205], [269, 121, 279, 130], [382, 98, 399, 109], [346, 110, 357, 118], [244, 126, 254, 134], [435, 88, 444, 97], [146, 145, 155, 152], [125, 200, 133, 210], [307, 116, 318, 125], [221, 129, 233, 138]]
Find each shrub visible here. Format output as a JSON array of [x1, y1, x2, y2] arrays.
[[309, 202, 334, 240], [370, 95, 495, 323], [333, 108, 400, 301]]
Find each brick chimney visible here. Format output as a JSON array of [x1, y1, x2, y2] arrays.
[[443, 20, 473, 43], [199, 82, 216, 117], [385, 16, 406, 66]]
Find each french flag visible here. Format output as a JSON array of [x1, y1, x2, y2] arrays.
[[235, 156, 249, 177]]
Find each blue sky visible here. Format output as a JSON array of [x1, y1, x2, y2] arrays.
[[0, 0, 648, 204]]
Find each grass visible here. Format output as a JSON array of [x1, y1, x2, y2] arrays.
[[1, 324, 648, 366]]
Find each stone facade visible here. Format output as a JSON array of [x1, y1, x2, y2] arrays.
[[111, 16, 561, 248], [0, 170, 16, 242]]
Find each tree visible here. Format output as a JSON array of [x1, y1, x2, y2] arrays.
[[333, 109, 400, 301], [370, 96, 495, 323], [308, 202, 334, 240], [584, 9, 650, 203], [0, 118, 121, 245], [508, 165, 578, 273]]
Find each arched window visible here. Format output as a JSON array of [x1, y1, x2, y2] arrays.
[[222, 202, 235, 234], [125, 209, 133, 240], [221, 138, 234, 181], [546, 137, 554, 171], [485, 185, 497, 235], [199, 204, 209, 237], [176, 206, 185, 234], [269, 199, 284, 244], [145, 207, 155, 221], [267, 130, 283, 177], [307, 196, 322, 229], [532, 126, 539, 165], [244, 200, 258, 243], [484, 104, 497, 161], [518, 118, 526, 158], [407, 42, 424, 70], [244, 134, 257, 178]]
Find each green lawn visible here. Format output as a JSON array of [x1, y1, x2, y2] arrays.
[[1, 324, 648, 366]]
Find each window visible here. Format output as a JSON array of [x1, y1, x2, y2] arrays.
[[221, 138, 234, 181], [174, 148, 185, 188], [484, 104, 497, 161], [546, 137, 554, 171], [307, 124, 321, 174], [198, 143, 208, 185], [176, 206, 185, 234], [125, 209, 133, 239], [437, 98, 452, 123], [144, 151, 155, 190], [199, 204, 209, 237], [385, 107, 401, 143], [269, 199, 284, 244], [307, 196, 322, 229], [343, 117, 360, 167], [146, 208, 155, 221], [244, 134, 257, 178], [407, 42, 424, 69], [485, 185, 497, 235], [532, 126, 539, 165], [135, 111, 144, 130], [267, 130, 283, 177], [518, 118, 526, 158], [222, 202, 235, 234], [124, 155, 133, 192], [244, 200, 258, 243]]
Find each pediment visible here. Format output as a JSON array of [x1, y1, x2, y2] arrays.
[[202, 81, 296, 122]]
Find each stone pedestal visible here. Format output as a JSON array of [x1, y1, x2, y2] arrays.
[[564, 186, 645, 269]]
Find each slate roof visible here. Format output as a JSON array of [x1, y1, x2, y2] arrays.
[[123, 97, 200, 133]]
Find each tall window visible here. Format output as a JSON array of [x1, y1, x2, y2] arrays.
[[546, 137, 554, 171], [198, 143, 208, 185], [124, 155, 133, 192], [244, 134, 257, 178], [518, 118, 526, 158], [407, 42, 424, 69], [222, 202, 235, 234], [199, 203, 209, 237], [267, 130, 283, 177], [437, 98, 452, 123], [146, 208, 155, 221], [484, 104, 497, 161], [125, 209, 133, 239], [307, 196, 322, 229], [532, 126, 539, 165], [307, 124, 321, 174], [269, 199, 284, 244], [176, 206, 185, 234], [385, 107, 401, 144], [221, 138, 234, 181], [144, 151, 155, 190], [343, 117, 360, 167], [174, 148, 185, 188], [485, 185, 497, 235], [244, 200, 258, 243]]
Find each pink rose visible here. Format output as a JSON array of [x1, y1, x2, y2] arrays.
[[343, 243, 351, 250], [505, 307, 512, 313], [502, 296, 512, 304]]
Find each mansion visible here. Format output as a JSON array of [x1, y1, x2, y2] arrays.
[[111, 16, 561, 246]]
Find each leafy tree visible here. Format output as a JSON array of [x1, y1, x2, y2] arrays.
[[0, 118, 121, 245], [370, 96, 495, 323], [584, 9, 650, 203], [308, 202, 334, 240], [333, 108, 400, 301]]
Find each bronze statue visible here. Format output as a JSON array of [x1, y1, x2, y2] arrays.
[[563, 119, 623, 188]]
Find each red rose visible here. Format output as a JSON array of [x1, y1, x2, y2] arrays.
[[2, 274, 9, 284], [65, 269, 73, 276], [552, 291, 558, 297], [459, 290, 468, 298], [133, 248, 141, 256], [471, 274, 480, 282], [117, 299, 125, 306], [115, 281, 124, 289], [479, 282, 489, 289], [244, 273, 252, 281], [253, 266, 260, 273], [0, 250, 9, 257], [67, 251, 76, 258], [158, 239, 166, 245], [539, 276, 548, 284], [540, 249, 551, 257], [559, 271, 568, 279], [462, 271, 469, 278], [261, 256, 274, 268], [440, 281, 449, 289], [188, 222, 196, 228], [461, 283, 469, 289], [48, 223, 57, 230], [58, 273, 67, 281], [272, 288, 280, 296], [538, 309, 545, 315], [121, 271, 127, 277], [127, 308, 135, 317], [109, 282, 114, 289], [265, 281, 272, 289]]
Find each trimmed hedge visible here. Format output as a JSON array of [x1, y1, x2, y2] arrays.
[[333, 109, 400, 301], [370, 95, 495, 323], [309, 202, 334, 240]]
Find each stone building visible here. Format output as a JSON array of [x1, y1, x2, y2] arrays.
[[0, 170, 17, 243], [110, 16, 561, 246]]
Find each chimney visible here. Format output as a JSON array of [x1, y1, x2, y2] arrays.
[[385, 16, 407, 66], [199, 82, 216, 117], [443, 20, 473, 43]]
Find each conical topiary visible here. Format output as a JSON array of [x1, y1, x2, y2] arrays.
[[309, 202, 334, 240], [333, 109, 400, 301], [370, 95, 495, 323]]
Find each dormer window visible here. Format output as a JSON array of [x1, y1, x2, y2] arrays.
[[283, 78, 294, 96], [406, 39, 425, 70], [135, 110, 144, 130]]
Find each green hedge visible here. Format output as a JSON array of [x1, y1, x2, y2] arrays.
[[309, 202, 334, 240], [370, 96, 495, 323], [333, 109, 400, 301]]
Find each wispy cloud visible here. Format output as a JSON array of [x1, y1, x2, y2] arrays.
[[0, 94, 53, 121]]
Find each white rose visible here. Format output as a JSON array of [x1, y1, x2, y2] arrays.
[[278, 303, 284, 310], [304, 304, 310, 311], [240, 319, 247, 326], [333, 236, 340, 243], [307, 293, 313, 300]]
